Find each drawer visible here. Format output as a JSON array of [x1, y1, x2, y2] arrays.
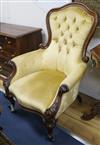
[[0, 49, 16, 59], [0, 36, 16, 51], [0, 35, 16, 58]]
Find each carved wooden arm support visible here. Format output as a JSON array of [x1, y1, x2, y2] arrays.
[[0, 54, 16, 86], [3, 60, 16, 96], [44, 62, 87, 119], [58, 84, 69, 95], [44, 84, 69, 120]]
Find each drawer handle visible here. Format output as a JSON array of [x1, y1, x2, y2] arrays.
[[8, 41, 12, 44], [5, 37, 8, 40], [5, 37, 12, 44], [11, 54, 15, 57], [0, 66, 2, 71], [0, 46, 3, 50]]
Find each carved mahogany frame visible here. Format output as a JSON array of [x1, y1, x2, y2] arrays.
[[2, 2, 98, 141]]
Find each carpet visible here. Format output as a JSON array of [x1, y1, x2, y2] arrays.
[[0, 131, 14, 145], [0, 91, 84, 145]]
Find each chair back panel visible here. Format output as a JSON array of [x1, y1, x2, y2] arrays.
[[42, 3, 97, 74]]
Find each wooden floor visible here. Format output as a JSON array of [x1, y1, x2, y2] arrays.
[[58, 93, 100, 145]]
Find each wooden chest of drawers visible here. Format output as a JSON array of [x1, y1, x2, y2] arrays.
[[0, 23, 42, 59]]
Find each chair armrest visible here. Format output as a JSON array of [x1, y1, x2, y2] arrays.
[[0, 54, 16, 84], [11, 49, 44, 83], [60, 62, 87, 91], [45, 62, 87, 118]]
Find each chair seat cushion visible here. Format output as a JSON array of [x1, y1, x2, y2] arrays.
[[9, 70, 65, 113]]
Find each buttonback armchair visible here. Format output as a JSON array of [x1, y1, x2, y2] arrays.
[[2, 2, 97, 141]]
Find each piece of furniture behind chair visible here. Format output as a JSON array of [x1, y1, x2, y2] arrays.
[[81, 44, 100, 120]]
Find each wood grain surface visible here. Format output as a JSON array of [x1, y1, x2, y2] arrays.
[[58, 93, 100, 145]]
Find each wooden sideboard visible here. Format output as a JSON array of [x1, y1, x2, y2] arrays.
[[0, 23, 42, 59]]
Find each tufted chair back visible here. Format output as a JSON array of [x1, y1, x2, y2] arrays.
[[42, 3, 97, 75]]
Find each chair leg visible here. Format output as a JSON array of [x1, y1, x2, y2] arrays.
[[8, 97, 16, 112], [4, 94, 16, 112], [77, 94, 82, 104], [81, 102, 100, 120], [43, 118, 56, 141]]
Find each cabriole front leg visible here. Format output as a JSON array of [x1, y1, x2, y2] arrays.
[[5, 92, 16, 112], [3, 60, 16, 112], [3, 80, 16, 112], [77, 94, 82, 104], [43, 84, 69, 141], [43, 117, 56, 141]]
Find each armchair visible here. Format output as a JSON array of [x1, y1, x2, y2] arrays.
[[3, 2, 97, 141]]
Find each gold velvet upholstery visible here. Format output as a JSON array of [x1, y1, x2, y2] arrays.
[[10, 70, 65, 113], [4, 2, 97, 140], [43, 6, 93, 74]]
